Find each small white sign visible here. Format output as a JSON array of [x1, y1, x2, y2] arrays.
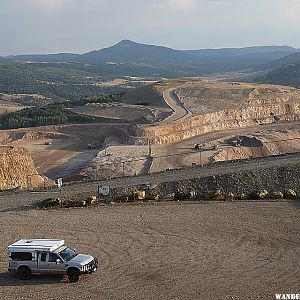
[[98, 185, 110, 196], [57, 178, 63, 188]]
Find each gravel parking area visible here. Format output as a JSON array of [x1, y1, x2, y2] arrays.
[[0, 201, 299, 300]]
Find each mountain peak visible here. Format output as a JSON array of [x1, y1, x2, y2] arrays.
[[116, 40, 136, 46]]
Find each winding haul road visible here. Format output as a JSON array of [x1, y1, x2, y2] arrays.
[[161, 88, 191, 124]]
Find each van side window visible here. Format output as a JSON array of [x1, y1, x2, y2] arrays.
[[11, 252, 32, 261], [49, 253, 60, 262], [41, 253, 47, 262]]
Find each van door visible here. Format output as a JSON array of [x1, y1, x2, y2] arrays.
[[38, 252, 48, 272], [47, 253, 65, 273]]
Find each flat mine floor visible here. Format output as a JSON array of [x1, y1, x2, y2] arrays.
[[0, 201, 299, 300]]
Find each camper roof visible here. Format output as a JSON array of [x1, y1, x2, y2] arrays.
[[8, 239, 65, 252]]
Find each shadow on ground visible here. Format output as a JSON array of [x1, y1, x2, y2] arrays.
[[0, 200, 42, 213], [0, 272, 68, 286]]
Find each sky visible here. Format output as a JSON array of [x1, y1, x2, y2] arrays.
[[0, 0, 299, 55]]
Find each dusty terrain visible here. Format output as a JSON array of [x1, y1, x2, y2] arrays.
[[0, 198, 299, 300], [0, 124, 132, 182]]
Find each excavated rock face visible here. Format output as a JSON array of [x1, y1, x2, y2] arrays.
[[134, 82, 300, 145], [137, 101, 300, 144], [0, 146, 45, 191]]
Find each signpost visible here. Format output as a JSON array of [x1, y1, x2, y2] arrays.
[[57, 178, 63, 194], [98, 185, 110, 196], [57, 178, 63, 188]]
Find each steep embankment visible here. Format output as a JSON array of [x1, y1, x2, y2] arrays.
[[0, 146, 46, 190], [135, 82, 300, 144]]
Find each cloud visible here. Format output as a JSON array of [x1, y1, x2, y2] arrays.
[[165, 0, 196, 11], [30, 0, 64, 10], [287, 6, 297, 19]]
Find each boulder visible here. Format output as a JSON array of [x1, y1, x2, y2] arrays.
[[40, 198, 61, 208], [237, 193, 247, 200], [225, 193, 234, 201], [159, 194, 175, 201], [256, 190, 268, 199], [270, 191, 284, 200], [87, 196, 97, 205], [210, 189, 224, 201], [286, 189, 297, 200]]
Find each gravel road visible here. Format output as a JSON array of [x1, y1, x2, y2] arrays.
[[161, 88, 191, 124]]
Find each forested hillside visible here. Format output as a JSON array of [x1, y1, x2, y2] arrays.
[[0, 61, 125, 101], [0, 94, 122, 129], [255, 63, 300, 88]]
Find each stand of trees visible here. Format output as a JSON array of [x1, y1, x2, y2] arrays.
[[0, 103, 92, 129], [0, 93, 124, 129]]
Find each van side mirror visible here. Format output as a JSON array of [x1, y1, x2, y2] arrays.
[[56, 259, 63, 264]]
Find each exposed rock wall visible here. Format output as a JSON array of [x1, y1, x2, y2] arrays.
[[136, 102, 300, 145], [0, 146, 45, 191]]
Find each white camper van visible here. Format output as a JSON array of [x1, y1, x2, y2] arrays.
[[8, 239, 98, 282]]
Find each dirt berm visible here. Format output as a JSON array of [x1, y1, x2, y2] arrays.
[[106, 154, 300, 201]]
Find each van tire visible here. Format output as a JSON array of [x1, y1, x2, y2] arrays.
[[17, 267, 31, 280], [68, 269, 80, 283]]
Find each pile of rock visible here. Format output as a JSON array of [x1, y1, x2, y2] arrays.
[[40, 195, 98, 209]]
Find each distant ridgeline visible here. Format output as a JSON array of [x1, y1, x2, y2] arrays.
[[0, 94, 123, 130], [1, 41, 299, 96], [0, 61, 125, 101], [252, 52, 300, 88]]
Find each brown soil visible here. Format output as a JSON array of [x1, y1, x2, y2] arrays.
[[0, 200, 298, 300]]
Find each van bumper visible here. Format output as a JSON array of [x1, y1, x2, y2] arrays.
[[81, 258, 98, 274]]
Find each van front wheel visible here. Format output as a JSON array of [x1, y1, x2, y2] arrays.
[[68, 269, 80, 283], [17, 267, 31, 280]]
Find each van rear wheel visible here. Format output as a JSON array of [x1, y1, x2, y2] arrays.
[[68, 269, 80, 283], [17, 267, 31, 280]]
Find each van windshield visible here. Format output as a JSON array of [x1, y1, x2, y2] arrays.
[[58, 247, 77, 261]]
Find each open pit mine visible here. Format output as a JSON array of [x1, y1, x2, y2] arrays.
[[135, 81, 300, 145], [1, 79, 300, 188]]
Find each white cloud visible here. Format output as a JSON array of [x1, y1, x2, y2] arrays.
[[287, 6, 297, 19], [165, 0, 196, 11], [31, 0, 63, 10]]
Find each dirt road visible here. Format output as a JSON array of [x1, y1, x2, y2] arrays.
[[0, 201, 299, 300], [161, 88, 191, 124]]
